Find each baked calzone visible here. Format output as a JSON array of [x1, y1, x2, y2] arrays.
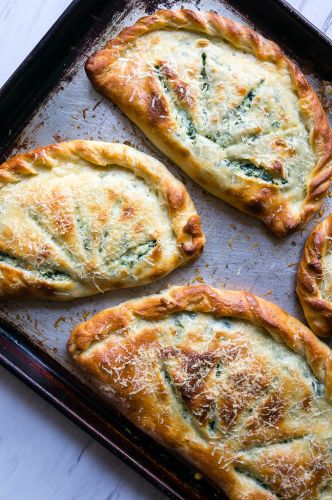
[[86, 9, 332, 236], [69, 285, 332, 499], [0, 141, 204, 300], [297, 214, 332, 337]]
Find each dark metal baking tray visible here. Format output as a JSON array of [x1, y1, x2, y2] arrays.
[[0, 0, 331, 498]]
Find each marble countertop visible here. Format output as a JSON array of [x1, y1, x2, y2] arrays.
[[0, 1, 331, 499]]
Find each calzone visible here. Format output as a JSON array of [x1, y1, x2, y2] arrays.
[[86, 9, 332, 236], [0, 141, 204, 299]]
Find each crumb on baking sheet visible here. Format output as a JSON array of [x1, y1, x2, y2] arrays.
[[192, 268, 205, 284], [54, 316, 66, 329], [92, 98, 103, 111], [34, 318, 42, 336], [82, 310, 93, 321], [52, 133, 62, 142]]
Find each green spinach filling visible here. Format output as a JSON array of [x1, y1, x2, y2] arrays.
[[163, 369, 172, 385], [311, 378, 325, 397], [155, 65, 197, 140], [216, 360, 222, 377], [205, 80, 265, 146], [200, 52, 209, 92], [0, 252, 25, 269], [156, 65, 287, 186], [220, 318, 232, 328], [219, 159, 287, 185], [234, 468, 277, 495], [162, 368, 191, 423], [208, 418, 217, 433], [28, 210, 78, 266], [115, 239, 157, 269], [235, 80, 264, 115], [39, 269, 71, 281], [0, 251, 70, 281], [302, 364, 325, 398], [207, 403, 219, 434], [173, 311, 197, 329], [76, 213, 92, 251]]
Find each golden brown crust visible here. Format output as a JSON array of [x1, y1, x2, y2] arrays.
[[0, 141, 205, 300], [68, 285, 332, 499], [297, 214, 332, 336], [86, 9, 332, 237]]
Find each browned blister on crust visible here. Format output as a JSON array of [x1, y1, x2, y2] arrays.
[[297, 214, 332, 336], [0, 141, 204, 300], [68, 285, 332, 499], [85, 9, 332, 237]]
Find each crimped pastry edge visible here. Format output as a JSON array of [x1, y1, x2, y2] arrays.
[[297, 214, 332, 336]]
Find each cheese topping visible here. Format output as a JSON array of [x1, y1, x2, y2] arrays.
[[112, 29, 315, 211], [83, 311, 332, 499]]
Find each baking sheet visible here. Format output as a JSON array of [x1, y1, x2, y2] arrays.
[[0, 0, 332, 478]]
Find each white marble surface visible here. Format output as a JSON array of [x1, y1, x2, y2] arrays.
[[0, 1, 331, 499]]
